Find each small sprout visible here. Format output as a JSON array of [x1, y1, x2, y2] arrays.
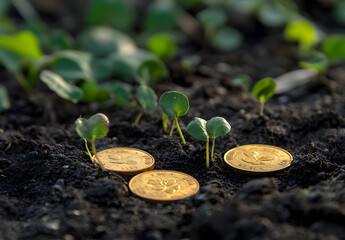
[[231, 74, 252, 91], [284, 20, 318, 56], [147, 33, 176, 60], [197, 8, 243, 51], [299, 51, 329, 73], [321, 35, 345, 64], [135, 85, 157, 124], [257, 1, 297, 27], [187, 117, 231, 168], [252, 78, 276, 117], [162, 113, 169, 132], [143, 0, 179, 33], [0, 31, 42, 59], [75, 113, 109, 171], [159, 91, 189, 144], [40, 70, 83, 103], [85, 0, 135, 31]]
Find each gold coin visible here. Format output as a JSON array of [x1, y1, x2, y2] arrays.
[[95, 147, 155, 175], [224, 144, 293, 174], [129, 170, 200, 203]]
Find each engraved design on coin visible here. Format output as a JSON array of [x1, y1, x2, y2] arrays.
[[240, 150, 275, 165], [147, 178, 181, 194], [108, 155, 137, 165]]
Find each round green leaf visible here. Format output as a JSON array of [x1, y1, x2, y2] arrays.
[[206, 117, 231, 139], [186, 117, 208, 141], [284, 20, 318, 51], [0, 31, 42, 59], [333, 0, 345, 25], [75, 113, 109, 141], [40, 70, 83, 103], [136, 85, 157, 113], [299, 51, 329, 73], [321, 35, 345, 64], [231, 74, 252, 91], [257, 0, 296, 27], [50, 50, 94, 82], [85, 0, 134, 31], [211, 27, 243, 51], [143, 0, 179, 32], [197, 8, 227, 29], [159, 91, 189, 117], [147, 33, 176, 60], [252, 78, 276, 102], [78, 27, 136, 57]]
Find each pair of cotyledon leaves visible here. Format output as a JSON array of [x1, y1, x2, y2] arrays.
[[75, 113, 109, 142], [187, 117, 231, 142]]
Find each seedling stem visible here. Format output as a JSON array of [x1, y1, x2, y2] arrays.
[[206, 140, 210, 168], [169, 120, 175, 136], [260, 100, 265, 117], [174, 116, 186, 144], [135, 109, 143, 125], [211, 137, 216, 162], [91, 138, 105, 171]]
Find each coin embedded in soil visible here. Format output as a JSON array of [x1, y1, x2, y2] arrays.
[[224, 144, 293, 174], [129, 170, 200, 202], [95, 147, 155, 175]]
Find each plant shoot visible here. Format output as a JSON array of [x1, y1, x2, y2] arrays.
[[75, 113, 109, 170], [252, 78, 276, 116], [159, 91, 189, 144], [187, 117, 231, 168]]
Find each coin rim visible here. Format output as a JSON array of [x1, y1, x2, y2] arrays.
[[129, 170, 200, 202], [95, 147, 155, 176], [223, 144, 293, 173]]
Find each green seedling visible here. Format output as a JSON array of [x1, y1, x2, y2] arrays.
[[143, 0, 179, 33], [0, 30, 43, 91], [75, 113, 109, 171], [147, 33, 176, 60], [231, 74, 252, 91], [85, 0, 135, 31], [252, 78, 276, 116], [40, 70, 83, 103], [284, 20, 318, 56], [333, 0, 345, 25], [257, 0, 297, 27], [187, 117, 231, 168], [299, 51, 329, 73], [321, 35, 345, 64], [197, 7, 243, 51], [159, 91, 189, 144], [135, 85, 157, 124], [78, 27, 136, 57]]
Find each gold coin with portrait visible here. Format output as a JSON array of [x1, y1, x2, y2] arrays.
[[95, 147, 155, 175], [129, 170, 199, 202], [224, 144, 293, 174]]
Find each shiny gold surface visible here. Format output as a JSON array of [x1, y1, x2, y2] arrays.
[[224, 144, 293, 174], [96, 147, 155, 175], [129, 170, 199, 202]]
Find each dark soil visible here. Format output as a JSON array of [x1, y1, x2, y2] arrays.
[[1, 1, 345, 240]]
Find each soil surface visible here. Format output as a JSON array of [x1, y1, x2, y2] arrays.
[[1, 1, 345, 240]]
